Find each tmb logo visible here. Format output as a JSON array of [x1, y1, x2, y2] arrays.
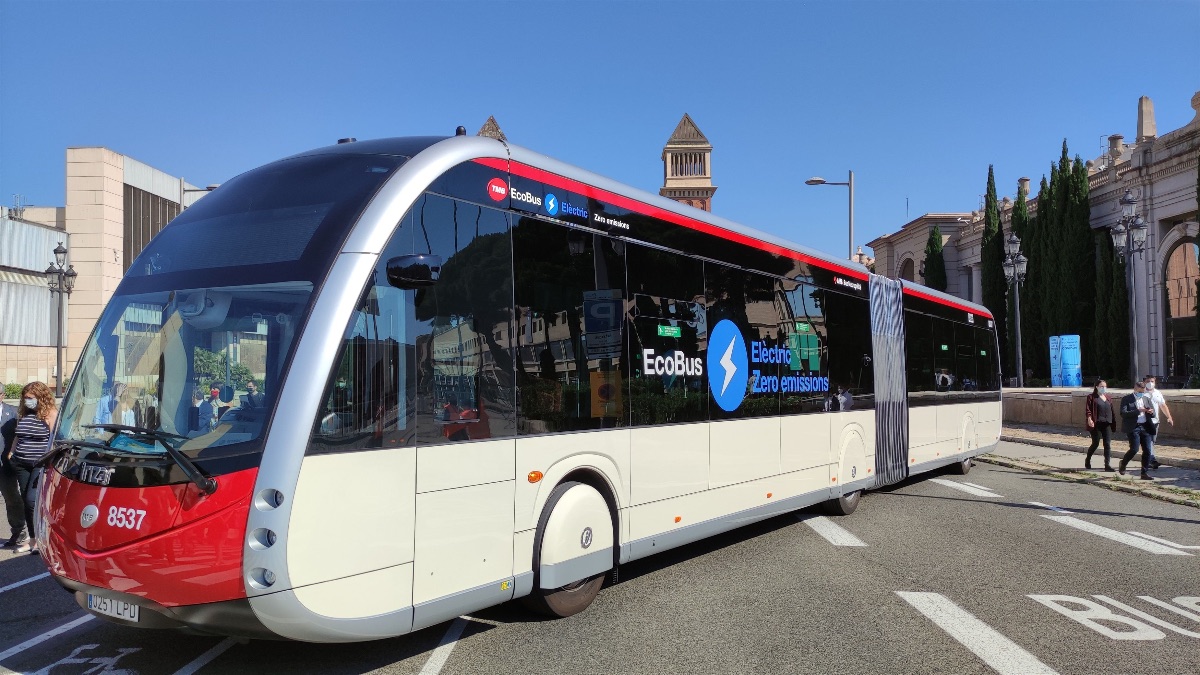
[[486, 178, 508, 202]]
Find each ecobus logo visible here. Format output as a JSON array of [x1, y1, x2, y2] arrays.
[[486, 178, 507, 202], [642, 349, 703, 377], [545, 193, 560, 216], [510, 187, 542, 207], [707, 319, 749, 412]]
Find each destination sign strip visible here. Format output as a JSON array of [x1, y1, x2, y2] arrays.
[[472, 157, 992, 320], [473, 157, 869, 281]]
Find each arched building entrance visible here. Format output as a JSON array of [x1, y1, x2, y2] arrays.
[[1162, 237, 1200, 386]]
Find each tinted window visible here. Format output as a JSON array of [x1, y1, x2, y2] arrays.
[[780, 279, 831, 415], [705, 264, 781, 419], [823, 289, 874, 410], [975, 327, 1001, 391], [627, 243, 707, 425], [905, 311, 934, 394], [129, 153, 406, 280], [513, 217, 627, 433]]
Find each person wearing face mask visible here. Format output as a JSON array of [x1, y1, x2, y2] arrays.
[[0, 398, 27, 549], [1084, 379, 1116, 471], [4, 382, 58, 553], [1142, 375, 1173, 470], [1118, 380, 1155, 480]]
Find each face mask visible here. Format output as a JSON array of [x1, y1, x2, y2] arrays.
[[23, 398, 37, 410], [1146, 382, 1155, 391], [1098, 387, 1107, 395]]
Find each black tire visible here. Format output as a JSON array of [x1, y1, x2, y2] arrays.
[[520, 481, 612, 618], [950, 457, 973, 475], [824, 489, 862, 516], [521, 573, 606, 618]]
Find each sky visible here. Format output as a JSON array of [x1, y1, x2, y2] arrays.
[[1, 0, 1197, 262]]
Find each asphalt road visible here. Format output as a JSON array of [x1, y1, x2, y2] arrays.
[[1, 439, 1198, 675]]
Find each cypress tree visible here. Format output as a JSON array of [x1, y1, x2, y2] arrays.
[[923, 225, 948, 291], [981, 166, 1010, 375], [1010, 181, 1031, 377], [1069, 155, 1095, 375], [1109, 253, 1130, 384], [1026, 176, 1052, 377]]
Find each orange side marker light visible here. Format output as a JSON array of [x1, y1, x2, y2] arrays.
[[674, 516, 682, 523], [766, 492, 773, 498], [527, 471, 543, 483]]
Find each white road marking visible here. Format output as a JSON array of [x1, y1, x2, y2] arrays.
[[799, 515, 867, 546], [1041, 516, 1192, 555], [418, 617, 468, 675], [0, 614, 94, 664], [1136, 596, 1200, 622], [1126, 531, 1200, 550], [173, 637, 236, 675], [897, 591, 1059, 674], [1093, 596, 1200, 637], [929, 478, 1005, 498], [0, 573, 50, 595], [960, 481, 993, 491], [1029, 502, 1075, 514]]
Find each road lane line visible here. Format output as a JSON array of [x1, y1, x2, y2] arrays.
[[0, 573, 50, 595], [929, 478, 1005, 498], [172, 637, 236, 675], [0, 614, 94, 664], [960, 481, 994, 491], [418, 617, 468, 675], [896, 591, 1058, 675], [1029, 502, 1075, 514], [798, 515, 867, 546], [1126, 531, 1200, 549], [1041, 516, 1192, 555]]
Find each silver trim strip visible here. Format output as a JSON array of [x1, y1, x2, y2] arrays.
[[513, 571, 534, 599], [620, 489, 832, 563], [411, 577, 515, 632], [539, 548, 612, 589], [247, 589, 413, 643]]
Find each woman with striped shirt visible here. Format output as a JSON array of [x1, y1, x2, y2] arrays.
[[4, 382, 56, 554]]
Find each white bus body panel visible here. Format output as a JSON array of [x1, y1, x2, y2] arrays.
[[292, 563, 414, 620], [537, 483, 614, 588], [287, 449, 416, 588], [781, 413, 831, 474], [710, 418, 781, 488], [515, 431, 631, 533], [414, 479, 515, 604], [630, 424, 709, 505]]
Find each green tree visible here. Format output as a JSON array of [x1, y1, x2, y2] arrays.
[[1009, 180, 1031, 377], [1092, 230, 1113, 381], [1108, 254, 1130, 384], [922, 225, 948, 291], [193, 347, 254, 391], [981, 166, 1010, 375]]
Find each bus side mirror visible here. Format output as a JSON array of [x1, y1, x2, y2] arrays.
[[386, 254, 442, 289]]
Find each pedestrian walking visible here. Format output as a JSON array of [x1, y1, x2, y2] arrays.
[[1084, 379, 1116, 471], [0, 399, 27, 549], [1143, 375, 1173, 469], [3, 382, 58, 553], [1118, 380, 1155, 480]]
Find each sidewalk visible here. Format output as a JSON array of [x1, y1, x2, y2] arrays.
[[982, 423, 1200, 508]]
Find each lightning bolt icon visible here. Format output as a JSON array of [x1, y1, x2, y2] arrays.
[[720, 338, 737, 396]]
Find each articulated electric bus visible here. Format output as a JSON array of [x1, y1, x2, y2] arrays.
[[38, 131, 1002, 641]]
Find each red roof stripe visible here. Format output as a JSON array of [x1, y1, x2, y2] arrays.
[[903, 286, 993, 319]]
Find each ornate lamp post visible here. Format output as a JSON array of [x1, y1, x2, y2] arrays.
[[1002, 232, 1028, 387], [45, 242, 78, 396], [1108, 188, 1148, 384], [806, 171, 855, 260]]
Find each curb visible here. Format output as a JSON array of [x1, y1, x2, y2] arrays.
[[999, 433, 1200, 472], [976, 454, 1200, 510]]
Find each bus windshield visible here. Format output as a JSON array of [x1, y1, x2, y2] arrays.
[[57, 281, 313, 457]]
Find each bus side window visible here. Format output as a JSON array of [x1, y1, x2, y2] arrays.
[[822, 288, 874, 410], [780, 279, 829, 415]]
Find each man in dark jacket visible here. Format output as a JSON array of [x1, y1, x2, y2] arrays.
[[0, 400, 27, 547], [1118, 381, 1155, 480]]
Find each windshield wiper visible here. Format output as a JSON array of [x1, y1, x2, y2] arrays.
[[83, 424, 218, 495]]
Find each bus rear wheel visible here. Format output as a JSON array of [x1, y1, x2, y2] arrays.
[[825, 489, 862, 516], [521, 573, 606, 618]]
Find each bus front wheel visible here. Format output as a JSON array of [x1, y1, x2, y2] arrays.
[[825, 489, 862, 516], [522, 481, 614, 618]]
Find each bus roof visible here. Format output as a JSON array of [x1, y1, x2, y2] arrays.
[[302, 134, 993, 321]]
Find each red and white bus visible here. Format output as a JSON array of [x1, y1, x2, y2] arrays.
[[39, 131, 1001, 641]]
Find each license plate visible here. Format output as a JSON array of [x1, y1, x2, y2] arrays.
[[87, 594, 140, 622]]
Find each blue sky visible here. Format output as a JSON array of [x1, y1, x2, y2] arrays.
[[1, 0, 1196, 261]]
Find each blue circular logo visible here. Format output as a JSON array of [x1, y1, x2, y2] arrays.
[[707, 319, 748, 412], [545, 192, 559, 216]]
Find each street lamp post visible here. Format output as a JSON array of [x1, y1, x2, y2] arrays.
[[1002, 232, 1028, 387], [806, 170, 854, 260], [1108, 188, 1148, 385], [45, 242, 78, 397]]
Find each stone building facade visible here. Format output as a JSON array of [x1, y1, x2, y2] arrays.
[[869, 91, 1200, 383]]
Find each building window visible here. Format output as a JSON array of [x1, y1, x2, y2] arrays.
[[123, 185, 180, 272]]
